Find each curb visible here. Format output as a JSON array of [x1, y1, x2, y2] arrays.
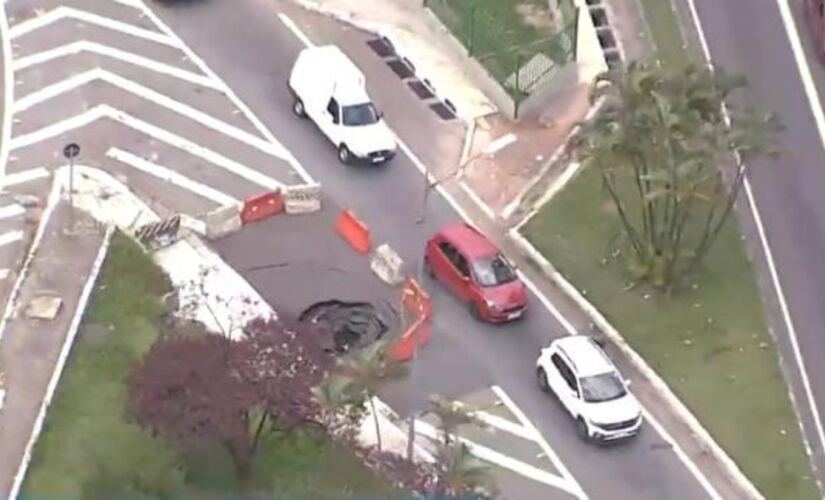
[[507, 228, 764, 500], [8, 226, 114, 500]]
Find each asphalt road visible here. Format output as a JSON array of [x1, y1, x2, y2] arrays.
[[148, 0, 721, 498], [687, 0, 825, 482]]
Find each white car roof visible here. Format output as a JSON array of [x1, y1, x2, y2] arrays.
[[553, 336, 616, 377]]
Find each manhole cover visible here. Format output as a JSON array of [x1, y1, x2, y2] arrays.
[[407, 80, 435, 99], [367, 37, 396, 58], [386, 58, 415, 79], [430, 102, 456, 121], [299, 300, 394, 353]]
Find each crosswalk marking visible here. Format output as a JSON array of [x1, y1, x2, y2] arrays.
[[2, 168, 50, 188], [0, 231, 23, 248], [0, 205, 25, 221]]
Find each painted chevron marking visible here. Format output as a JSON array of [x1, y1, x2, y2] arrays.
[[12, 41, 218, 89], [0, 231, 24, 248], [107, 147, 239, 206], [2, 167, 50, 187], [0, 269, 9, 281], [9, 6, 176, 47], [9, 105, 283, 190], [0, 204, 25, 221], [15, 69, 287, 159]]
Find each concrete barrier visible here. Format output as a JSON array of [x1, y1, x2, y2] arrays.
[[370, 243, 405, 286], [204, 204, 242, 240], [283, 183, 322, 214]]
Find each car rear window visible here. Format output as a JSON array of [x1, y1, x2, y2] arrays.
[[472, 254, 517, 287]]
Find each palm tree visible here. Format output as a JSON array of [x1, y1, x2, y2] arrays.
[[334, 340, 408, 453], [428, 395, 481, 446], [572, 61, 778, 290]]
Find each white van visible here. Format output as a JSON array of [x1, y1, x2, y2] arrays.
[[288, 45, 397, 165]]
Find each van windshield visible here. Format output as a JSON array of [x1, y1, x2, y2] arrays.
[[342, 103, 380, 126]]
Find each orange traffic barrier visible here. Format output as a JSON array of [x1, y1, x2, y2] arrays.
[[335, 209, 372, 254], [391, 317, 424, 362], [402, 277, 431, 318], [241, 191, 284, 224]]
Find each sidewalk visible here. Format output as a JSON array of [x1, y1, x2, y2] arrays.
[[0, 198, 108, 498]]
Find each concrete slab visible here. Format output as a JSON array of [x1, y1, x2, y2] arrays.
[[23, 295, 62, 320]]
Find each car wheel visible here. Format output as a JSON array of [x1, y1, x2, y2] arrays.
[[470, 302, 484, 322], [292, 98, 306, 118], [576, 418, 591, 442], [536, 368, 550, 393], [423, 257, 435, 279], [338, 144, 352, 164]]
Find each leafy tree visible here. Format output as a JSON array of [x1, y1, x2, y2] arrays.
[[332, 340, 407, 453], [572, 61, 779, 290], [127, 318, 334, 488], [434, 442, 495, 499]]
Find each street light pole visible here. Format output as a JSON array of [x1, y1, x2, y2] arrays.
[[62, 143, 81, 210]]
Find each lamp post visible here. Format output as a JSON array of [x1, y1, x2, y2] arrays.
[[62, 142, 80, 209]]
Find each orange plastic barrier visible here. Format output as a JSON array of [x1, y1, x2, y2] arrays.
[[241, 191, 284, 224], [335, 209, 372, 254], [402, 278, 431, 319], [392, 317, 425, 362], [392, 278, 432, 362]]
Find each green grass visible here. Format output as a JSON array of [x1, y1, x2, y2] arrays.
[[638, 0, 687, 66], [23, 233, 397, 499], [523, 166, 819, 499], [428, 0, 575, 87]]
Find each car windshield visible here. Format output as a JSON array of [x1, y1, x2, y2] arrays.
[[342, 103, 380, 126], [580, 372, 627, 403], [472, 254, 517, 287]]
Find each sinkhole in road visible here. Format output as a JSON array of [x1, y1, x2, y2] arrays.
[[299, 300, 395, 353]]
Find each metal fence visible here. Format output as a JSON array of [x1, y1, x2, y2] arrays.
[[426, 0, 578, 117]]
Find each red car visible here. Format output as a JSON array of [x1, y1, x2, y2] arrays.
[[806, 0, 825, 61], [424, 223, 527, 322]]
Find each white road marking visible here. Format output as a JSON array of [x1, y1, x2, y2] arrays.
[[0, 3, 13, 180], [12, 41, 219, 89], [0, 204, 25, 221], [1, 167, 50, 187], [459, 181, 495, 220], [0, 231, 24, 248], [138, 5, 316, 185], [15, 69, 289, 160], [9, 6, 176, 47], [8, 104, 283, 190], [470, 409, 539, 441], [0, 269, 9, 281], [685, 0, 825, 476], [492, 386, 587, 499], [106, 147, 239, 206], [277, 13, 315, 50], [415, 418, 582, 497]]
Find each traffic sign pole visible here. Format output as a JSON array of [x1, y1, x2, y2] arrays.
[[62, 143, 80, 210]]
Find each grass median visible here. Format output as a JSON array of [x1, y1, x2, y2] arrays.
[[23, 233, 395, 498], [520, 2, 819, 497]]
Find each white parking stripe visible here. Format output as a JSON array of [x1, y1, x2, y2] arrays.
[[8, 105, 283, 190], [0, 231, 24, 248], [415, 419, 581, 497], [1, 168, 50, 188], [106, 147, 239, 206], [15, 69, 287, 160], [470, 409, 538, 441], [0, 269, 9, 281], [0, 205, 25, 221], [0, 4, 13, 180], [12, 41, 219, 89], [9, 7, 176, 47]]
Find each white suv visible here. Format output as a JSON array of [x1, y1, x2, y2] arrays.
[[536, 336, 642, 442]]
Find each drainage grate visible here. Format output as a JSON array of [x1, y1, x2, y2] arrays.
[[386, 58, 415, 79], [430, 102, 456, 120], [589, 7, 608, 28], [367, 37, 396, 58], [597, 28, 617, 50], [407, 79, 435, 99], [605, 50, 623, 69]]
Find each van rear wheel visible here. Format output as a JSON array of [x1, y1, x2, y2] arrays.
[[292, 98, 306, 118], [338, 144, 353, 165]]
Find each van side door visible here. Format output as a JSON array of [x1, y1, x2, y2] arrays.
[[318, 97, 342, 144]]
